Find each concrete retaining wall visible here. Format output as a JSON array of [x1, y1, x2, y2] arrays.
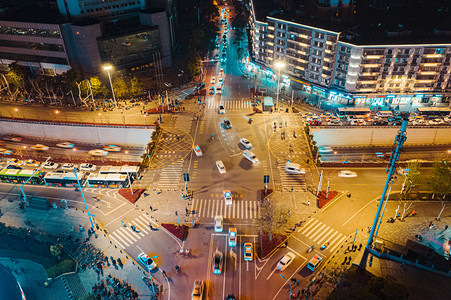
[[311, 126, 451, 147], [0, 119, 155, 147]]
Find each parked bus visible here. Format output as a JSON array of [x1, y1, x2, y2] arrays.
[[0, 169, 44, 184], [86, 173, 129, 188], [416, 107, 451, 116], [44, 172, 87, 187], [99, 165, 141, 180], [338, 107, 371, 116], [376, 111, 394, 118]]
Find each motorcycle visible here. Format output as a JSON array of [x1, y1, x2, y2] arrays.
[[320, 242, 329, 250], [307, 245, 315, 253]]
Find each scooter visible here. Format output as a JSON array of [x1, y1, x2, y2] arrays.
[[131, 225, 137, 232], [307, 245, 314, 253], [320, 242, 329, 250], [248, 118, 253, 124], [121, 221, 126, 227]]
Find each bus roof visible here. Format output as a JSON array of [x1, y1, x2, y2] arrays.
[[338, 107, 371, 112], [417, 107, 451, 112], [87, 174, 127, 181], [99, 165, 139, 174], [0, 169, 40, 176], [44, 172, 85, 180]]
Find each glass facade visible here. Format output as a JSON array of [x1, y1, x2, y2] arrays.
[[98, 29, 161, 69], [0, 40, 65, 52]]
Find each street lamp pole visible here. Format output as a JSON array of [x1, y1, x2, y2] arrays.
[[20, 157, 50, 206], [280, 274, 292, 300], [104, 65, 118, 109]]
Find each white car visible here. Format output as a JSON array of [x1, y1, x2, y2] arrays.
[[7, 158, 23, 166], [216, 87, 222, 94], [138, 253, 157, 271], [318, 147, 334, 154], [31, 144, 49, 151], [24, 159, 40, 167], [223, 190, 232, 205], [338, 170, 358, 178], [43, 162, 59, 169], [218, 104, 226, 114], [56, 142, 75, 149], [103, 145, 121, 152], [80, 163, 97, 171], [211, 77, 216, 84], [88, 149, 109, 156], [276, 252, 295, 271], [240, 138, 252, 150], [193, 145, 203, 157], [62, 163, 78, 171], [216, 160, 226, 174], [214, 215, 223, 232]]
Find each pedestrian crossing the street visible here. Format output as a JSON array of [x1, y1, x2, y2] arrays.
[[297, 218, 346, 253], [207, 100, 253, 111], [191, 199, 260, 219], [277, 162, 306, 191], [157, 160, 184, 190], [109, 213, 154, 249]]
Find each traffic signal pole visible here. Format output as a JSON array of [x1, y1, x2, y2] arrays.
[[365, 118, 408, 251]]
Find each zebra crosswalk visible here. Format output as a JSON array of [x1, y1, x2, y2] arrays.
[[157, 160, 184, 190], [277, 162, 306, 191], [191, 199, 260, 219], [109, 213, 154, 249], [297, 218, 346, 253], [207, 100, 253, 111]]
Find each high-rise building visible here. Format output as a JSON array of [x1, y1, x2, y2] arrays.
[[247, 0, 451, 106]]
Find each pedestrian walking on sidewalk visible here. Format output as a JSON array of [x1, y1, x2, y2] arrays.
[[185, 208, 189, 216], [149, 205, 153, 211]]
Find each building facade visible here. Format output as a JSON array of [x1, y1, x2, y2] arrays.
[[0, 20, 71, 75], [248, 0, 451, 107]]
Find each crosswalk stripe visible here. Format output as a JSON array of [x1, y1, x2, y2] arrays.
[[314, 226, 337, 244], [128, 224, 145, 238], [135, 217, 150, 233], [318, 230, 338, 246], [330, 235, 346, 253], [109, 232, 127, 248], [245, 201, 249, 219], [298, 218, 316, 232], [116, 228, 135, 244], [301, 219, 319, 235], [309, 224, 327, 240], [141, 214, 153, 223]]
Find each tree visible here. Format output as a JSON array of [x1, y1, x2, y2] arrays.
[[113, 77, 129, 99], [50, 244, 64, 258], [427, 160, 451, 199], [129, 76, 144, 98], [185, 51, 201, 77], [7, 62, 31, 99], [255, 201, 290, 241], [237, 47, 246, 61], [399, 161, 422, 219], [89, 76, 109, 98]]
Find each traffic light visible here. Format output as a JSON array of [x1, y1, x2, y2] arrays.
[[183, 173, 190, 182]]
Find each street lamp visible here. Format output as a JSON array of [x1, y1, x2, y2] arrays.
[[73, 167, 95, 230], [23, 146, 29, 158], [72, 148, 77, 161], [103, 65, 118, 109], [280, 274, 293, 300], [274, 61, 285, 111]]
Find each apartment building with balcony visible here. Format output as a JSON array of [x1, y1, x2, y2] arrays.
[[247, 0, 451, 107]]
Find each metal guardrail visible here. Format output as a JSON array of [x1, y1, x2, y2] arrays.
[[0, 117, 156, 129]]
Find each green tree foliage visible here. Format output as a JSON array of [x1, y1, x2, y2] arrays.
[[113, 77, 129, 99], [237, 47, 246, 60], [50, 244, 64, 257], [427, 160, 451, 198], [129, 76, 144, 97], [89, 76, 109, 98], [186, 51, 201, 77]]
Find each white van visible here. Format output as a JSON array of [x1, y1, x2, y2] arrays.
[[243, 150, 258, 163], [377, 111, 393, 118], [285, 163, 305, 174], [307, 255, 322, 271]]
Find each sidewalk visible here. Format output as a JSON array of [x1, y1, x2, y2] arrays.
[[0, 198, 159, 299]]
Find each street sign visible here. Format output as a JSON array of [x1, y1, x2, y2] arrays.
[[183, 173, 190, 182]]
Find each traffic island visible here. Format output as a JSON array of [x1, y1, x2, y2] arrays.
[[258, 231, 288, 258], [317, 190, 338, 208], [118, 188, 146, 204], [161, 223, 189, 241]]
